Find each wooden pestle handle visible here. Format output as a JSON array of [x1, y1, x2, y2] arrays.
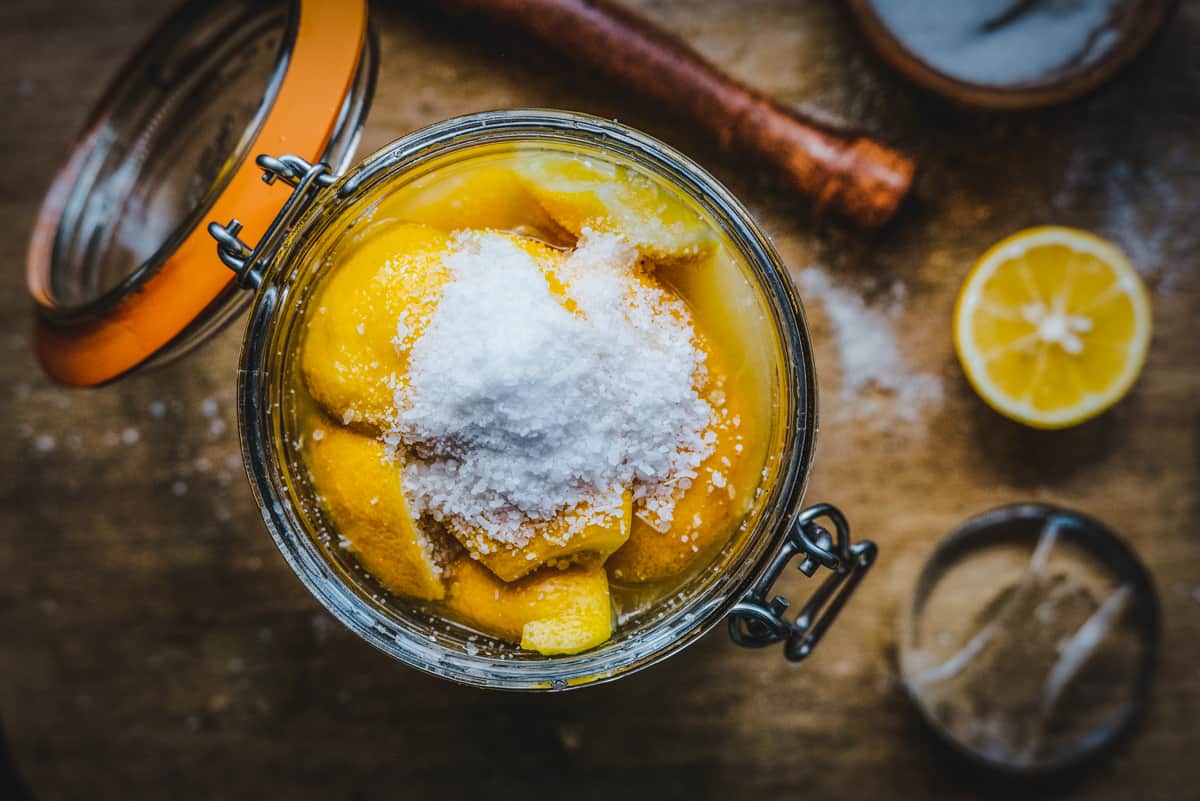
[[435, 0, 915, 228]]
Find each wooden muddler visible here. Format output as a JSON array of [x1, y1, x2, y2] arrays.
[[436, 0, 915, 228]]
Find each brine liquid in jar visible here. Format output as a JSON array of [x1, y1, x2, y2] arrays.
[[283, 143, 782, 655]]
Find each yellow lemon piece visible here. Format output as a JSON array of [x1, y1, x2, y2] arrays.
[[372, 163, 569, 242], [301, 223, 451, 430], [306, 424, 446, 601], [444, 558, 613, 655], [515, 152, 715, 262], [503, 231, 568, 276], [954, 227, 1151, 429], [606, 460, 734, 584], [451, 490, 632, 582], [301, 226, 559, 429], [607, 339, 757, 584]]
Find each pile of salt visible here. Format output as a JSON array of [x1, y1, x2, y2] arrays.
[[388, 230, 715, 546]]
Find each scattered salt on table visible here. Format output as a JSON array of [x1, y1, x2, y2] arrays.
[[1054, 146, 1196, 291], [798, 267, 942, 425]]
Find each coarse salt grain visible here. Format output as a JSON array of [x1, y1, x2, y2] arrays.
[[387, 229, 714, 545]]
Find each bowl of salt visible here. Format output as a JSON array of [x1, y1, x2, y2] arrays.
[[846, 0, 1179, 109], [898, 504, 1159, 772]]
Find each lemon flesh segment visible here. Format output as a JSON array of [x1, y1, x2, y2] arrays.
[[607, 335, 757, 584], [306, 424, 446, 601], [955, 227, 1151, 429], [451, 490, 633, 582], [371, 163, 568, 242], [301, 223, 451, 431], [444, 558, 614, 655], [514, 152, 716, 262], [301, 226, 566, 435]]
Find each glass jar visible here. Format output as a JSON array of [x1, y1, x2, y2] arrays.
[[27, 0, 876, 690]]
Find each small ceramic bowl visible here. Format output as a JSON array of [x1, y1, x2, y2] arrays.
[[845, 0, 1180, 110], [897, 504, 1159, 772]]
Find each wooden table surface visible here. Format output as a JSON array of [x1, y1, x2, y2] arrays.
[[1, 2, 1197, 799]]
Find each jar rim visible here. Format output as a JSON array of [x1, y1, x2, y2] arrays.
[[238, 109, 818, 689]]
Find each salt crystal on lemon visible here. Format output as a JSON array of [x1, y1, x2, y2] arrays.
[[389, 229, 713, 545]]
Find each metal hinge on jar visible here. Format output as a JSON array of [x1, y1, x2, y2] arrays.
[[209, 154, 336, 290], [729, 504, 877, 661]]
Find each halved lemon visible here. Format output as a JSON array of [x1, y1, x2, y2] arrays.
[[954, 226, 1151, 429]]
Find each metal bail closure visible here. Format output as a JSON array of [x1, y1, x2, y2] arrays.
[[729, 504, 877, 661], [209, 154, 336, 290]]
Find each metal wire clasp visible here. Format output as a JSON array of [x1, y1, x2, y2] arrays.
[[208, 154, 337, 290], [729, 504, 877, 661]]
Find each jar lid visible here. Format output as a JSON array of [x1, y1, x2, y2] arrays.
[[27, 0, 374, 386]]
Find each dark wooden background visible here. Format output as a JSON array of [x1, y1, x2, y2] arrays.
[[1, 2, 1197, 799]]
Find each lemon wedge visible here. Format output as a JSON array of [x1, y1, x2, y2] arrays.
[[954, 227, 1151, 429], [514, 152, 715, 262]]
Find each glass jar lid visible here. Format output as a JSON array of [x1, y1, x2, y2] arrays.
[[26, 0, 375, 387]]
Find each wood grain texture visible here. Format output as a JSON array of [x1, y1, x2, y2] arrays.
[[0, 1, 1197, 800], [432, 0, 915, 227]]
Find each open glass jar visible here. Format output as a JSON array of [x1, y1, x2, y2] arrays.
[[27, 0, 876, 689]]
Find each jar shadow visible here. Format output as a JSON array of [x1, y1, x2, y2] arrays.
[[959, 376, 1128, 489]]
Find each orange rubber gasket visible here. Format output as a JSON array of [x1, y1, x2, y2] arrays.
[[29, 0, 367, 387]]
